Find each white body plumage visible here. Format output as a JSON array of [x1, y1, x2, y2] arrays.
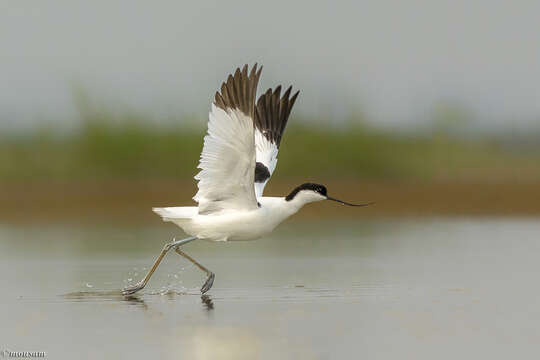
[[154, 192, 326, 242]]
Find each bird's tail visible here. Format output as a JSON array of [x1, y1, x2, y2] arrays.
[[152, 207, 197, 222]]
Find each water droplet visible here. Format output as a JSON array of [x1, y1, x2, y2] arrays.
[[85, 283, 93, 288]]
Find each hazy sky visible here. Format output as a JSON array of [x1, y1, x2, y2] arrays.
[[2, 0, 540, 131]]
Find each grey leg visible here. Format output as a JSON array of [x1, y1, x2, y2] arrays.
[[174, 248, 215, 294], [122, 236, 197, 296]]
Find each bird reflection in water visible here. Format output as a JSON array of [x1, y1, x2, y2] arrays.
[[62, 290, 148, 310], [63, 290, 213, 311], [122, 295, 147, 309], [201, 294, 214, 311]]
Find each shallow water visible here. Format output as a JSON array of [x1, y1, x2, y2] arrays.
[[1, 218, 540, 359]]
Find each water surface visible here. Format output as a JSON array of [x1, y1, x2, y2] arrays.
[[1, 219, 539, 359]]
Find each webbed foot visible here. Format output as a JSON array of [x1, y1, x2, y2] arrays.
[[200, 272, 215, 294], [122, 282, 145, 296]]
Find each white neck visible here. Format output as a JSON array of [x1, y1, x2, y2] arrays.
[[260, 190, 325, 220], [258, 197, 303, 223], [280, 196, 304, 216]]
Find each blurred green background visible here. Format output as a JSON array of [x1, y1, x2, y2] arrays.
[[2, 96, 540, 222], [2, 98, 540, 182]]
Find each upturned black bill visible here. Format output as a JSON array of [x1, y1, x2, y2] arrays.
[[326, 196, 374, 207]]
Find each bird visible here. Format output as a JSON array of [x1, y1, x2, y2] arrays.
[[122, 64, 372, 296]]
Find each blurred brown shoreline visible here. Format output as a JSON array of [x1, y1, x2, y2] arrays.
[[2, 179, 539, 223]]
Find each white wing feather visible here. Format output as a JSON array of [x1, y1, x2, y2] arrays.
[[193, 104, 258, 214]]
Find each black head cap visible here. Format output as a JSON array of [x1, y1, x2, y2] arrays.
[[285, 183, 327, 201]]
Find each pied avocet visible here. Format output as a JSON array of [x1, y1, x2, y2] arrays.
[[122, 64, 372, 296]]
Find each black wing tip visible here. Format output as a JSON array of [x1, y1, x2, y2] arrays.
[[255, 84, 300, 147], [213, 63, 262, 117], [291, 89, 300, 102]]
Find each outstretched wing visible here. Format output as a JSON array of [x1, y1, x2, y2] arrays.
[[193, 64, 262, 214], [253, 85, 299, 197]]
